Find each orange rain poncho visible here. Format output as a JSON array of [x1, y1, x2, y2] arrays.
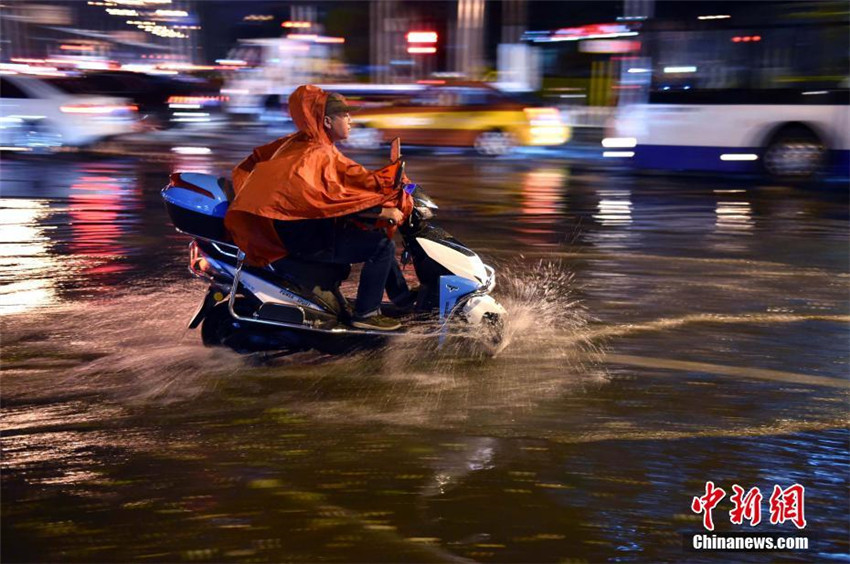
[[224, 85, 412, 266]]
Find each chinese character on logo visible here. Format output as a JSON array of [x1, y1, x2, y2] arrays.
[[729, 484, 763, 526], [769, 483, 807, 529], [691, 481, 727, 531]]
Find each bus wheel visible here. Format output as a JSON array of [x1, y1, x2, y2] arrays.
[[474, 130, 515, 156], [763, 126, 826, 182]]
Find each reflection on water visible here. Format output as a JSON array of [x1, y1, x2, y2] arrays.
[[0, 159, 162, 310], [712, 194, 756, 255], [715, 200, 754, 232], [68, 170, 141, 277], [594, 189, 633, 226], [515, 168, 567, 248], [0, 199, 56, 314], [583, 187, 636, 255], [520, 169, 565, 217]]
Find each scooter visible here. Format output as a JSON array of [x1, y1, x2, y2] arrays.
[[161, 139, 507, 355]]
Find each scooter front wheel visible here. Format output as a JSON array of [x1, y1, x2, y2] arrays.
[[481, 311, 505, 348], [457, 295, 508, 355]]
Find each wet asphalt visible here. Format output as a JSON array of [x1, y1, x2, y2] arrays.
[[1, 126, 848, 562]]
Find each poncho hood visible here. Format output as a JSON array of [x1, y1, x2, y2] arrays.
[[288, 84, 333, 146]]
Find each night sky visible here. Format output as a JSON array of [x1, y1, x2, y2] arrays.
[[194, 1, 819, 64], [197, 1, 626, 64]]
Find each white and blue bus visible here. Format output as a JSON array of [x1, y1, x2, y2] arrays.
[[604, 4, 849, 181]]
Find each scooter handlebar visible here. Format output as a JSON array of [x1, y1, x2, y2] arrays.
[[351, 212, 396, 227]]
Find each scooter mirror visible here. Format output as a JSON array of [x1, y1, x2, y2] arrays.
[[390, 137, 401, 162]]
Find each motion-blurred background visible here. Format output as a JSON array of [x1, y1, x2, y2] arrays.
[[1, 1, 847, 179]]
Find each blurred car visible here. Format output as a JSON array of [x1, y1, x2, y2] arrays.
[[0, 73, 138, 150], [345, 83, 570, 155], [45, 71, 225, 130], [228, 84, 422, 131]]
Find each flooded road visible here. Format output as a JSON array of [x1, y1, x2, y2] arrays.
[[2, 144, 848, 562]]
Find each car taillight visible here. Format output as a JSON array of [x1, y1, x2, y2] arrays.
[[60, 104, 138, 114], [523, 107, 562, 125], [167, 95, 228, 104], [524, 107, 569, 145]]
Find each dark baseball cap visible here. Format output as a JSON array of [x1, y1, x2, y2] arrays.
[[324, 92, 359, 116]]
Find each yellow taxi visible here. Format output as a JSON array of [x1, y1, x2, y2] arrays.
[[344, 82, 570, 155]]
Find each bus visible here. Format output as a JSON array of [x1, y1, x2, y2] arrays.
[[604, 3, 849, 181]]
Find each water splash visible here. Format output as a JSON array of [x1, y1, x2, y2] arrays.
[[285, 259, 608, 428], [496, 258, 600, 355], [386, 258, 603, 365], [2, 280, 245, 404], [3, 260, 605, 420]]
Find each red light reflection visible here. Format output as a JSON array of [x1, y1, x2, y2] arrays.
[[515, 169, 566, 247], [67, 168, 142, 278]]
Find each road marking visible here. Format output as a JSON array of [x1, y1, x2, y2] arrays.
[[485, 250, 850, 278], [559, 313, 850, 346], [604, 353, 849, 389], [540, 418, 849, 445]]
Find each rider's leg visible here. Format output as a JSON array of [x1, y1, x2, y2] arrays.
[[385, 258, 411, 305], [329, 227, 395, 318]]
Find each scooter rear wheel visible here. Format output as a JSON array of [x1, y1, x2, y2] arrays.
[[201, 300, 320, 354], [201, 301, 243, 347]]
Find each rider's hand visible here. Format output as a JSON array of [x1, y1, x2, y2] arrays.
[[379, 207, 404, 224]]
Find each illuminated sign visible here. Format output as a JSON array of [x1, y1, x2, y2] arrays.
[[554, 23, 632, 39], [580, 40, 640, 53], [406, 31, 438, 43]]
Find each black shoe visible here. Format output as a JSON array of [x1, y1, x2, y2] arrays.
[[351, 314, 402, 332]]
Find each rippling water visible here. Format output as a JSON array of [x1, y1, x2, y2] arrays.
[[2, 151, 848, 562]]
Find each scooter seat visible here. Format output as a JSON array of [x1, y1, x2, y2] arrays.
[[242, 259, 349, 316], [194, 236, 348, 315]]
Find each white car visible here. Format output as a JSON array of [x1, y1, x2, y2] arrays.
[[0, 73, 139, 150]]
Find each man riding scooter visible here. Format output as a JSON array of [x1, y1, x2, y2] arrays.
[[224, 85, 413, 331]]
